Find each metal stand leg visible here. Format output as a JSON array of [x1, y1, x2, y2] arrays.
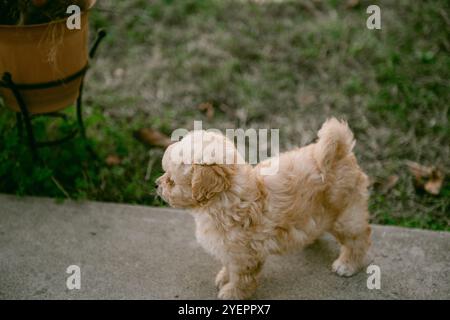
[[3, 72, 39, 161], [76, 29, 107, 143], [90, 29, 107, 59], [76, 81, 98, 161], [76, 81, 86, 140]]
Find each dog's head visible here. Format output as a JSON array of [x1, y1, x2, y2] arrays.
[[156, 131, 242, 208]]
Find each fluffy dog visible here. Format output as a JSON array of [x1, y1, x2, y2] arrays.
[[156, 118, 371, 299]]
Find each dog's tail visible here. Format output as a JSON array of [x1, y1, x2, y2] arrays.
[[314, 118, 355, 173]]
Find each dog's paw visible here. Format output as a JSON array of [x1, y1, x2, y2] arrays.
[[215, 267, 229, 290], [218, 283, 248, 300], [332, 259, 359, 277]]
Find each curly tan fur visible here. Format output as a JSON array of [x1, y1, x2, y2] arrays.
[[156, 118, 371, 299]]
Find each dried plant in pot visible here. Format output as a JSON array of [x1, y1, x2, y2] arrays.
[[0, 0, 97, 114], [0, 0, 105, 160]]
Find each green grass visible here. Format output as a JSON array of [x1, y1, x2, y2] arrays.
[[0, 0, 449, 231]]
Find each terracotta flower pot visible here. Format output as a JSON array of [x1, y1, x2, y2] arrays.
[[0, 0, 96, 114]]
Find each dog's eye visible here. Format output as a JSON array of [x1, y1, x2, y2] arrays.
[[167, 178, 175, 186]]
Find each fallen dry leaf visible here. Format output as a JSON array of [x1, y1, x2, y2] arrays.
[[406, 161, 445, 195], [134, 128, 173, 149], [424, 167, 445, 195], [406, 161, 432, 179], [198, 102, 215, 120], [105, 155, 121, 166], [380, 175, 399, 194]]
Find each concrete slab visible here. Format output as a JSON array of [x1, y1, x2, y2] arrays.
[[0, 194, 449, 299]]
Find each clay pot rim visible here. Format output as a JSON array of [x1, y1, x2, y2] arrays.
[[0, 0, 96, 29]]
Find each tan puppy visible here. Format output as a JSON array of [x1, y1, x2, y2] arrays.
[[156, 118, 371, 299]]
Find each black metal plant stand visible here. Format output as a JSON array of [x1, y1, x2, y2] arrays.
[[0, 29, 107, 161]]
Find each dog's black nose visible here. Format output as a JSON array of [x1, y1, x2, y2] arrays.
[[154, 183, 158, 189]]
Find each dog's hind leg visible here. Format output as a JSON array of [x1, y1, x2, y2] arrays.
[[330, 201, 372, 277]]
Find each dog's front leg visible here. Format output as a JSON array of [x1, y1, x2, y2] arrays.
[[215, 266, 230, 289], [217, 258, 264, 300]]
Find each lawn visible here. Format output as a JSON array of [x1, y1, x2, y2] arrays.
[[0, 0, 449, 231]]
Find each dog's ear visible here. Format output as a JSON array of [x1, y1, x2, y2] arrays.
[[191, 164, 232, 203]]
